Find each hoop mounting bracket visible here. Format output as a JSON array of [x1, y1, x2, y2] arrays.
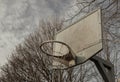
[[90, 56, 115, 82]]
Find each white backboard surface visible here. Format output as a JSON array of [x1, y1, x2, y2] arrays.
[[53, 9, 102, 68]]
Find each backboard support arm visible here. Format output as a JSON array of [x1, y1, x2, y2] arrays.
[[90, 56, 115, 82]]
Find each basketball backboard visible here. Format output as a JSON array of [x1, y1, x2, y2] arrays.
[[52, 8, 102, 69]]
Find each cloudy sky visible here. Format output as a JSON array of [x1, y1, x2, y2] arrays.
[[0, 0, 73, 66]]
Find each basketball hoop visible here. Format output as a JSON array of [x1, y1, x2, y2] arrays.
[[40, 40, 76, 69]]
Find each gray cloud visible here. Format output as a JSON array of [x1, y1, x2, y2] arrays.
[[44, 0, 71, 14], [0, 0, 72, 66]]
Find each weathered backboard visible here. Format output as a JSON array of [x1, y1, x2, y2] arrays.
[[53, 8, 102, 69]]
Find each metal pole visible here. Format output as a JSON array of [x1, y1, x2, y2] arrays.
[[90, 56, 115, 82]]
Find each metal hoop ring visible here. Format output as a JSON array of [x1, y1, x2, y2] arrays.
[[40, 40, 71, 58]]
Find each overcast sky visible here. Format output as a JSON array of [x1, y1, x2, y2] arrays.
[[0, 0, 73, 66]]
